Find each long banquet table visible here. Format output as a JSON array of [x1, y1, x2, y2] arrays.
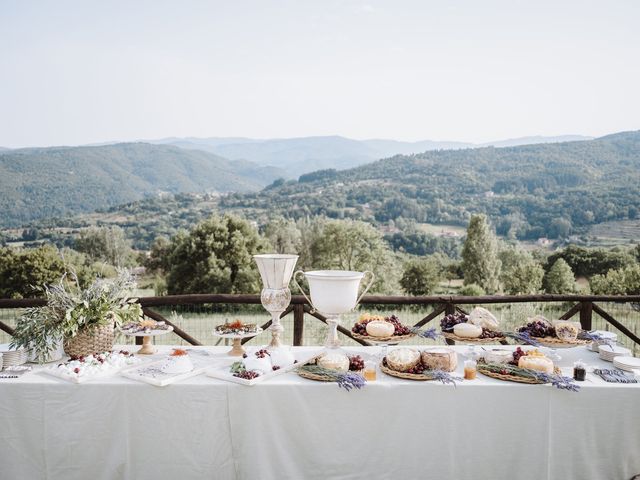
[[1, 344, 639, 480]]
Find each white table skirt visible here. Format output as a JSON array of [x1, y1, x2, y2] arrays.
[[1, 345, 639, 480]]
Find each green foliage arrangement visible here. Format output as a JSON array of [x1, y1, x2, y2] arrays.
[[10, 270, 142, 363]]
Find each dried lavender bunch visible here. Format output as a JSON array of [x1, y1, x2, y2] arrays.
[[578, 331, 612, 345], [503, 330, 541, 347], [412, 327, 440, 340], [480, 362, 580, 392], [428, 369, 462, 387], [298, 365, 366, 391]]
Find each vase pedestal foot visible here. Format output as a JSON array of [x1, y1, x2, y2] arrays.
[[137, 336, 156, 355], [228, 338, 246, 356]]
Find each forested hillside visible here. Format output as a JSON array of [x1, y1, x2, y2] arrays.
[[0, 143, 284, 227], [220, 131, 640, 240]]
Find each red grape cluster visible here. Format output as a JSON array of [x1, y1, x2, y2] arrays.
[[518, 320, 555, 338], [233, 370, 260, 380], [255, 349, 270, 358], [479, 328, 503, 339], [352, 315, 411, 336], [351, 320, 370, 335], [440, 313, 468, 332], [509, 347, 526, 366], [348, 355, 365, 371], [387, 315, 411, 335], [406, 362, 426, 375]]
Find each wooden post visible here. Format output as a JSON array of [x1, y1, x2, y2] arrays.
[[579, 301, 593, 331], [293, 304, 305, 346]]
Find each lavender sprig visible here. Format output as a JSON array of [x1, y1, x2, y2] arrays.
[[337, 371, 367, 391], [428, 369, 462, 387], [578, 331, 612, 346], [480, 362, 580, 392], [503, 331, 541, 347], [412, 327, 440, 340], [298, 365, 366, 391]]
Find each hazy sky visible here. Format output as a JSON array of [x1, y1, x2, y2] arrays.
[[1, 0, 639, 147]]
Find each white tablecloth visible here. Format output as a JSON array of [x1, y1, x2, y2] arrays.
[[1, 345, 639, 480]]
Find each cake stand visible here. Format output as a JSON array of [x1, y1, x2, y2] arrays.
[[122, 327, 174, 355], [213, 328, 263, 357]]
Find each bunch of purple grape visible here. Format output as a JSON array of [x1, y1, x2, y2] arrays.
[[233, 370, 260, 380], [509, 347, 526, 366], [518, 320, 555, 338], [387, 315, 411, 335], [348, 355, 365, 371], [351, 320, 370, 335], [255, 349, 270, 358], [406, 362, 426, 375], [479, 328, 503, 339], [440, 313, 468, 332]]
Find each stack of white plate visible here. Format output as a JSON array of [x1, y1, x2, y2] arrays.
[[598, 344, 632, 362], [613, 356, 640, 372], [0, 344, 28, 368], [589, 330, 618, 352]]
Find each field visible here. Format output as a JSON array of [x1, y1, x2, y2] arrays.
[[588, 219, 640, 247], [2, 302, 638, 357]]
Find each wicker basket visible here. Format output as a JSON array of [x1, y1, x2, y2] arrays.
[[351, 332, 416, 344], [297, 369, 336, 382], [64, 323, 115, 358], [379, 359, 442, 381], [442, 332, 505, 344], [532, 336, 591, 349], [477, 363, 561, 384]]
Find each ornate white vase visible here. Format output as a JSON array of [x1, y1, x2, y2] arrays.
[[293, 269, 375, 348], [254, 254, 299, 349]]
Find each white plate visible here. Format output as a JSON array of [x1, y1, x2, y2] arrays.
[[207, 348, 322, 386], [613, 356, 640, 371], [212, 327, 263, 339], [42, 355, 145, 384], [121, 350, 216, 386], [121, 326, 174, 337]]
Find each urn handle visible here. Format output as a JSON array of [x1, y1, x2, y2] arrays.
[[292, 270, 316, 313], [355, 271, 375, 308]]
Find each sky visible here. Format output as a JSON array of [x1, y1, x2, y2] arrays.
[[1, 0, 639, 148]]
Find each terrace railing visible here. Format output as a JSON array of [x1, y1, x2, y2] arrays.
[[0, 294, 639, 348]]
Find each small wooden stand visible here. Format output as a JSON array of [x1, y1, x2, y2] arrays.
[[137, 335, 157, 355]]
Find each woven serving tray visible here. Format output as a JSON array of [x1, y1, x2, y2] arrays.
[[477, 363, 561, 384], [296, 369, 336, 382], [351, 332, 416, 344], [442, 332, 505, 344], [379, 360, 442, 381], [531, 336, 591, 349]]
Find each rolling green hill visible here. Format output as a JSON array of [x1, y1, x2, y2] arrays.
[[0, 143, 284, 227], [219, 131, 640, 240]]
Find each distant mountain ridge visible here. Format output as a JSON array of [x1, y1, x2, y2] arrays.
[[145, 134, 593, 176], [0, 143, 284, 227]]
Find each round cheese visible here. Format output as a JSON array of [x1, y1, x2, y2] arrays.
[[318, 352, 349, 372], [518, 355, 554, 374], [386, 348, 420, 372], [365, 320, 395, 338], [453, 322, 482, 338], [554, 321, 579, 341], [421, 347, 457, 372], [468, 307, 499, 330]]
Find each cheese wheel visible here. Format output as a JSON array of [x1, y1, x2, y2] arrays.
[[518, 355, 554, 374], [453, 322, 482, 338], [366, 320, 395, 338], [468, 307, 499, 330], [386, 348, 420, 372], [421, 348, 457, 372], [318, 352, 349, 372]]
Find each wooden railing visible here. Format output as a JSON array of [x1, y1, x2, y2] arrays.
[[1, 294, 639, 347]]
